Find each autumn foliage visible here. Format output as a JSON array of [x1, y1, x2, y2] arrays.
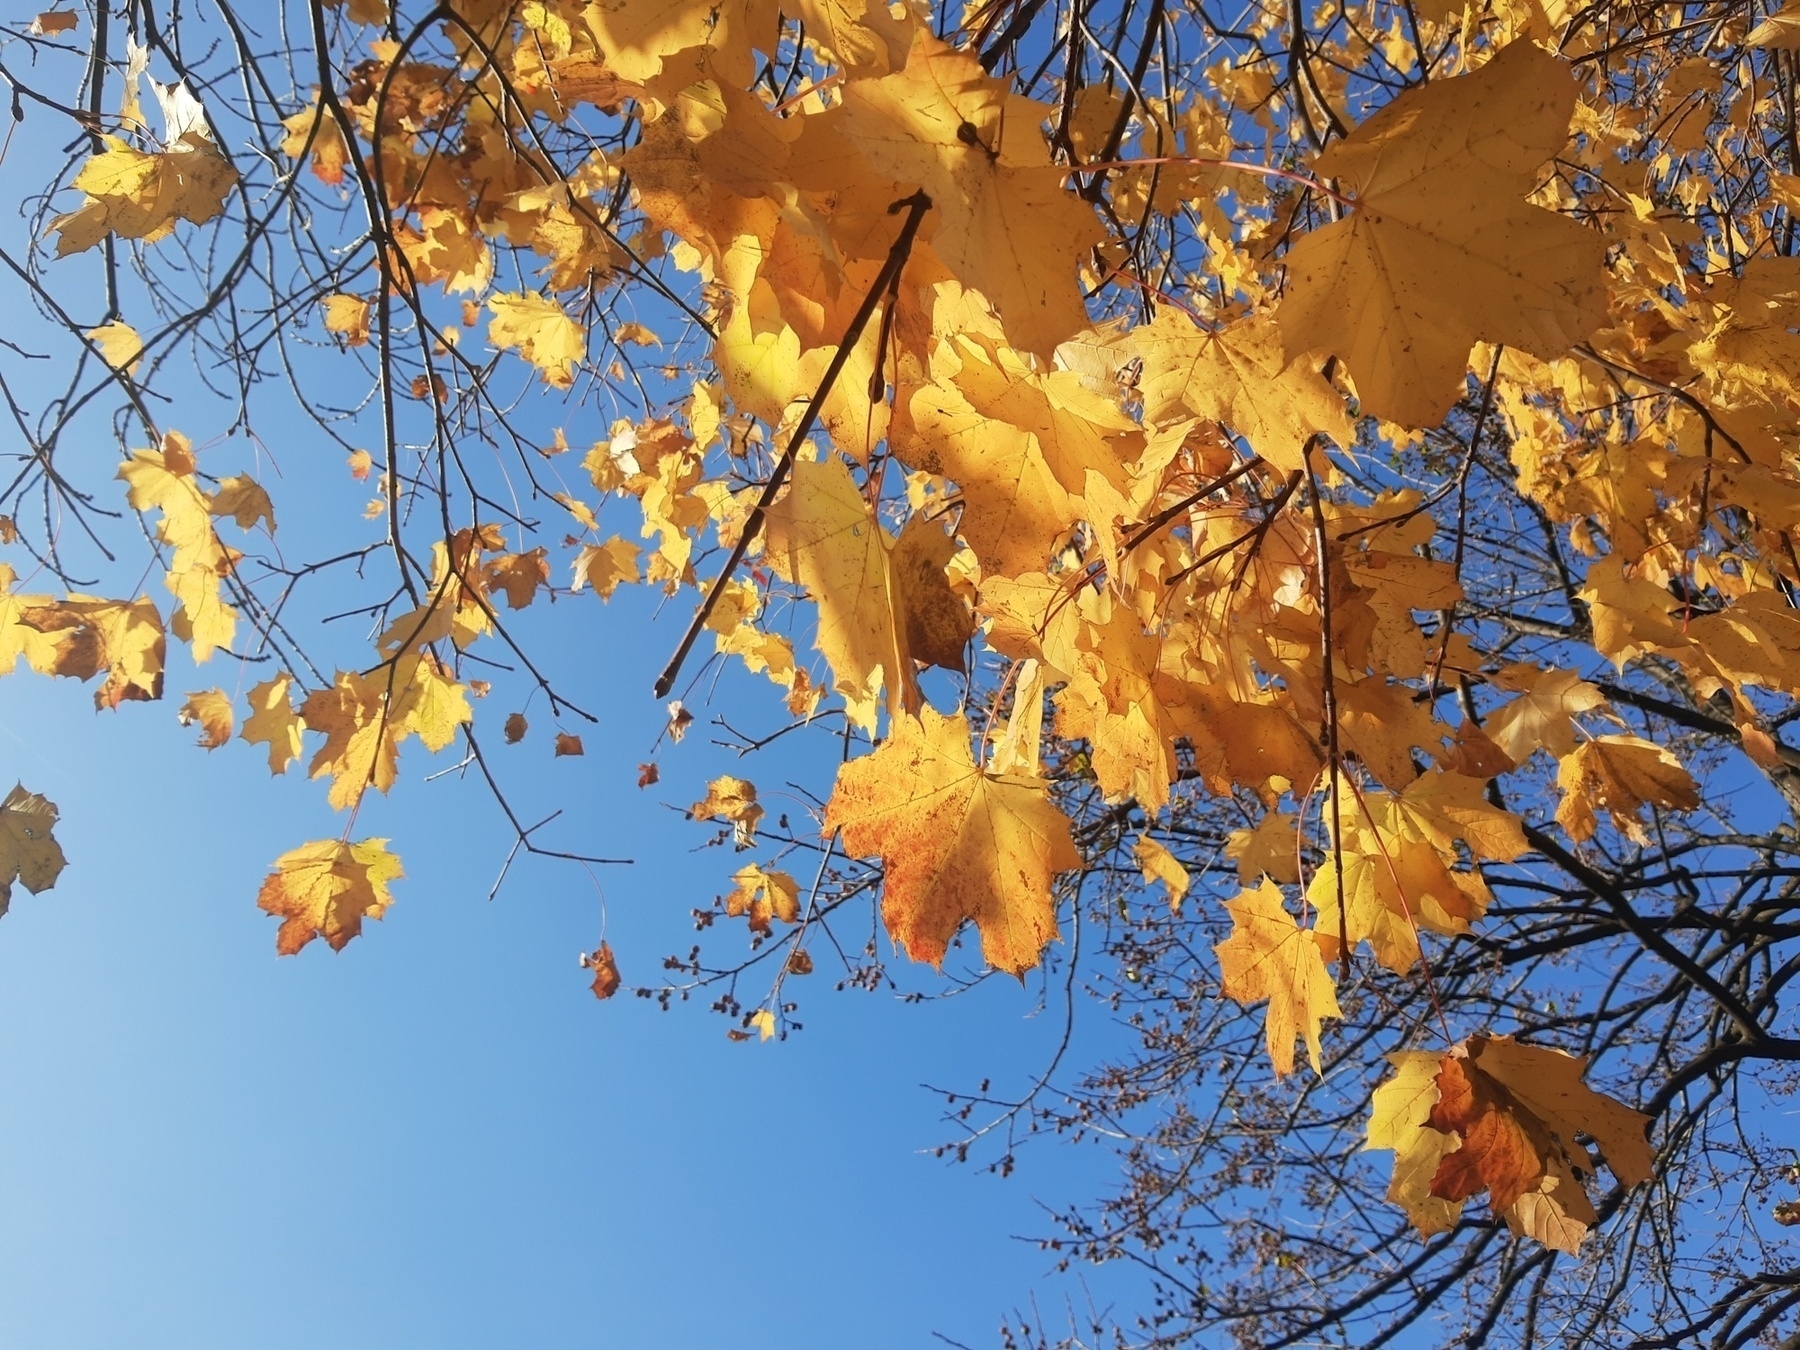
[[3, 0, 1799, 1341]]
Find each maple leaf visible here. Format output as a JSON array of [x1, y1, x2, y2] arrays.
[[1364, 1051, 1465, 1237], [554, 733, 584, 756], [208, 475, 276, 532], [504, 712, 528, 743], [1275, 42, 1607, 428], [692, 775, 764, 845], [584, 0, 780, 84], [1555, 734, 1700, 844], [906, 338, 1136, 577], [241, 674, 303, 773], [279, 94, 350, 185], [1415, 1034, 1652, 1252], [0, 784, 66, 914], [51, 133, 238, 256], [87, 320, 144, 373], [1133, 309, 1352, 469], [20, 596, 166, 708], [1215, 878, 1342, 1075], [1483, 665, 1606, 764], [761, 456, 912, 730], [178, 688, 234, 748], [1133, 835, 1189, 909], [839, 32, 1105, 356], [488, 292, 584, 388], [1749, 0, 1800, 46], [321, 294, 371, 347], [823, 707, 1082, 975], [485, 548, 550, 608], [724, 863, 801, 932], [890, 512, 974, 672], [256, 837, 403, 955], [300, 669, 401, 809], [572, 537, 639, 598]]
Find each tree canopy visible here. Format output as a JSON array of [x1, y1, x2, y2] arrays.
[[1, 0, 1798, 1342]]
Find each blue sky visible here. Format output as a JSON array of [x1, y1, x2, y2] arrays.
[[0, 591, 1144, 1350]]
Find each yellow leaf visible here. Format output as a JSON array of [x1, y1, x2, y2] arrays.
[[321, 294, 371, 347], [839, 32, 1105, 356], [209, 474, 276, 532], [50, 133, 238, 256], [1749, 0, 1800, 46], [1214, 878, 1341, 1075], [724, 863, 801, 932], [241, 673, 304, 774], [488, 292, 585, 388], [256, 836, 402, 955], [823, 708, 1082, 976], [1554, 734, 1699, 844], [571, 537, 639, 598], [485, 548, 550, 609], [0, 783, 66, 914], [19, 595, 166, 708], [762, 457, 912, 732], [87, 320, 144, 373], [178, 688, 234, 748], [1275, 42, 1607, 428], [1133, 834, 1189, 909], [1133, 309, 1351, 469], [692, 775, 764, 845], [1484, 666, 1606, 764], [1364, 1050, 1465, 1237]]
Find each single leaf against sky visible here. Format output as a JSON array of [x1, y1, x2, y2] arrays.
[[256, 837, 403, 955], [823, 707, 1080, 976], [1275, 41, 1607, 428], [0, 784, 66, 914]]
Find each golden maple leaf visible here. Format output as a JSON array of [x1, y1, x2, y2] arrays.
[[1554, 734, 1700, 844], [823, 707, 1081, 975], [692, 775, 764, 845], [839, 32, 1104, 356], [178, 688, 234, 748], [724, 863, 801, 932], [50, 132, 238, 256], [241, 674, 304, 773], [256, 837, 403, 955], [19, 595, 166, 708], [1365, 1036, 1652, 1255], [761, 456, 914, 731], [488, 292, 585, 388], [1483, 665, 1606, 764], [1275, 42, 1607, 428], [1132, 834, 1189, 909], [1214, 877, 1341, 1075], [1133, 308, 1351, 470], [1364, 1051, 1465, 1237], [86, 320, 144, 373], [0, 784, 66, 914]]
